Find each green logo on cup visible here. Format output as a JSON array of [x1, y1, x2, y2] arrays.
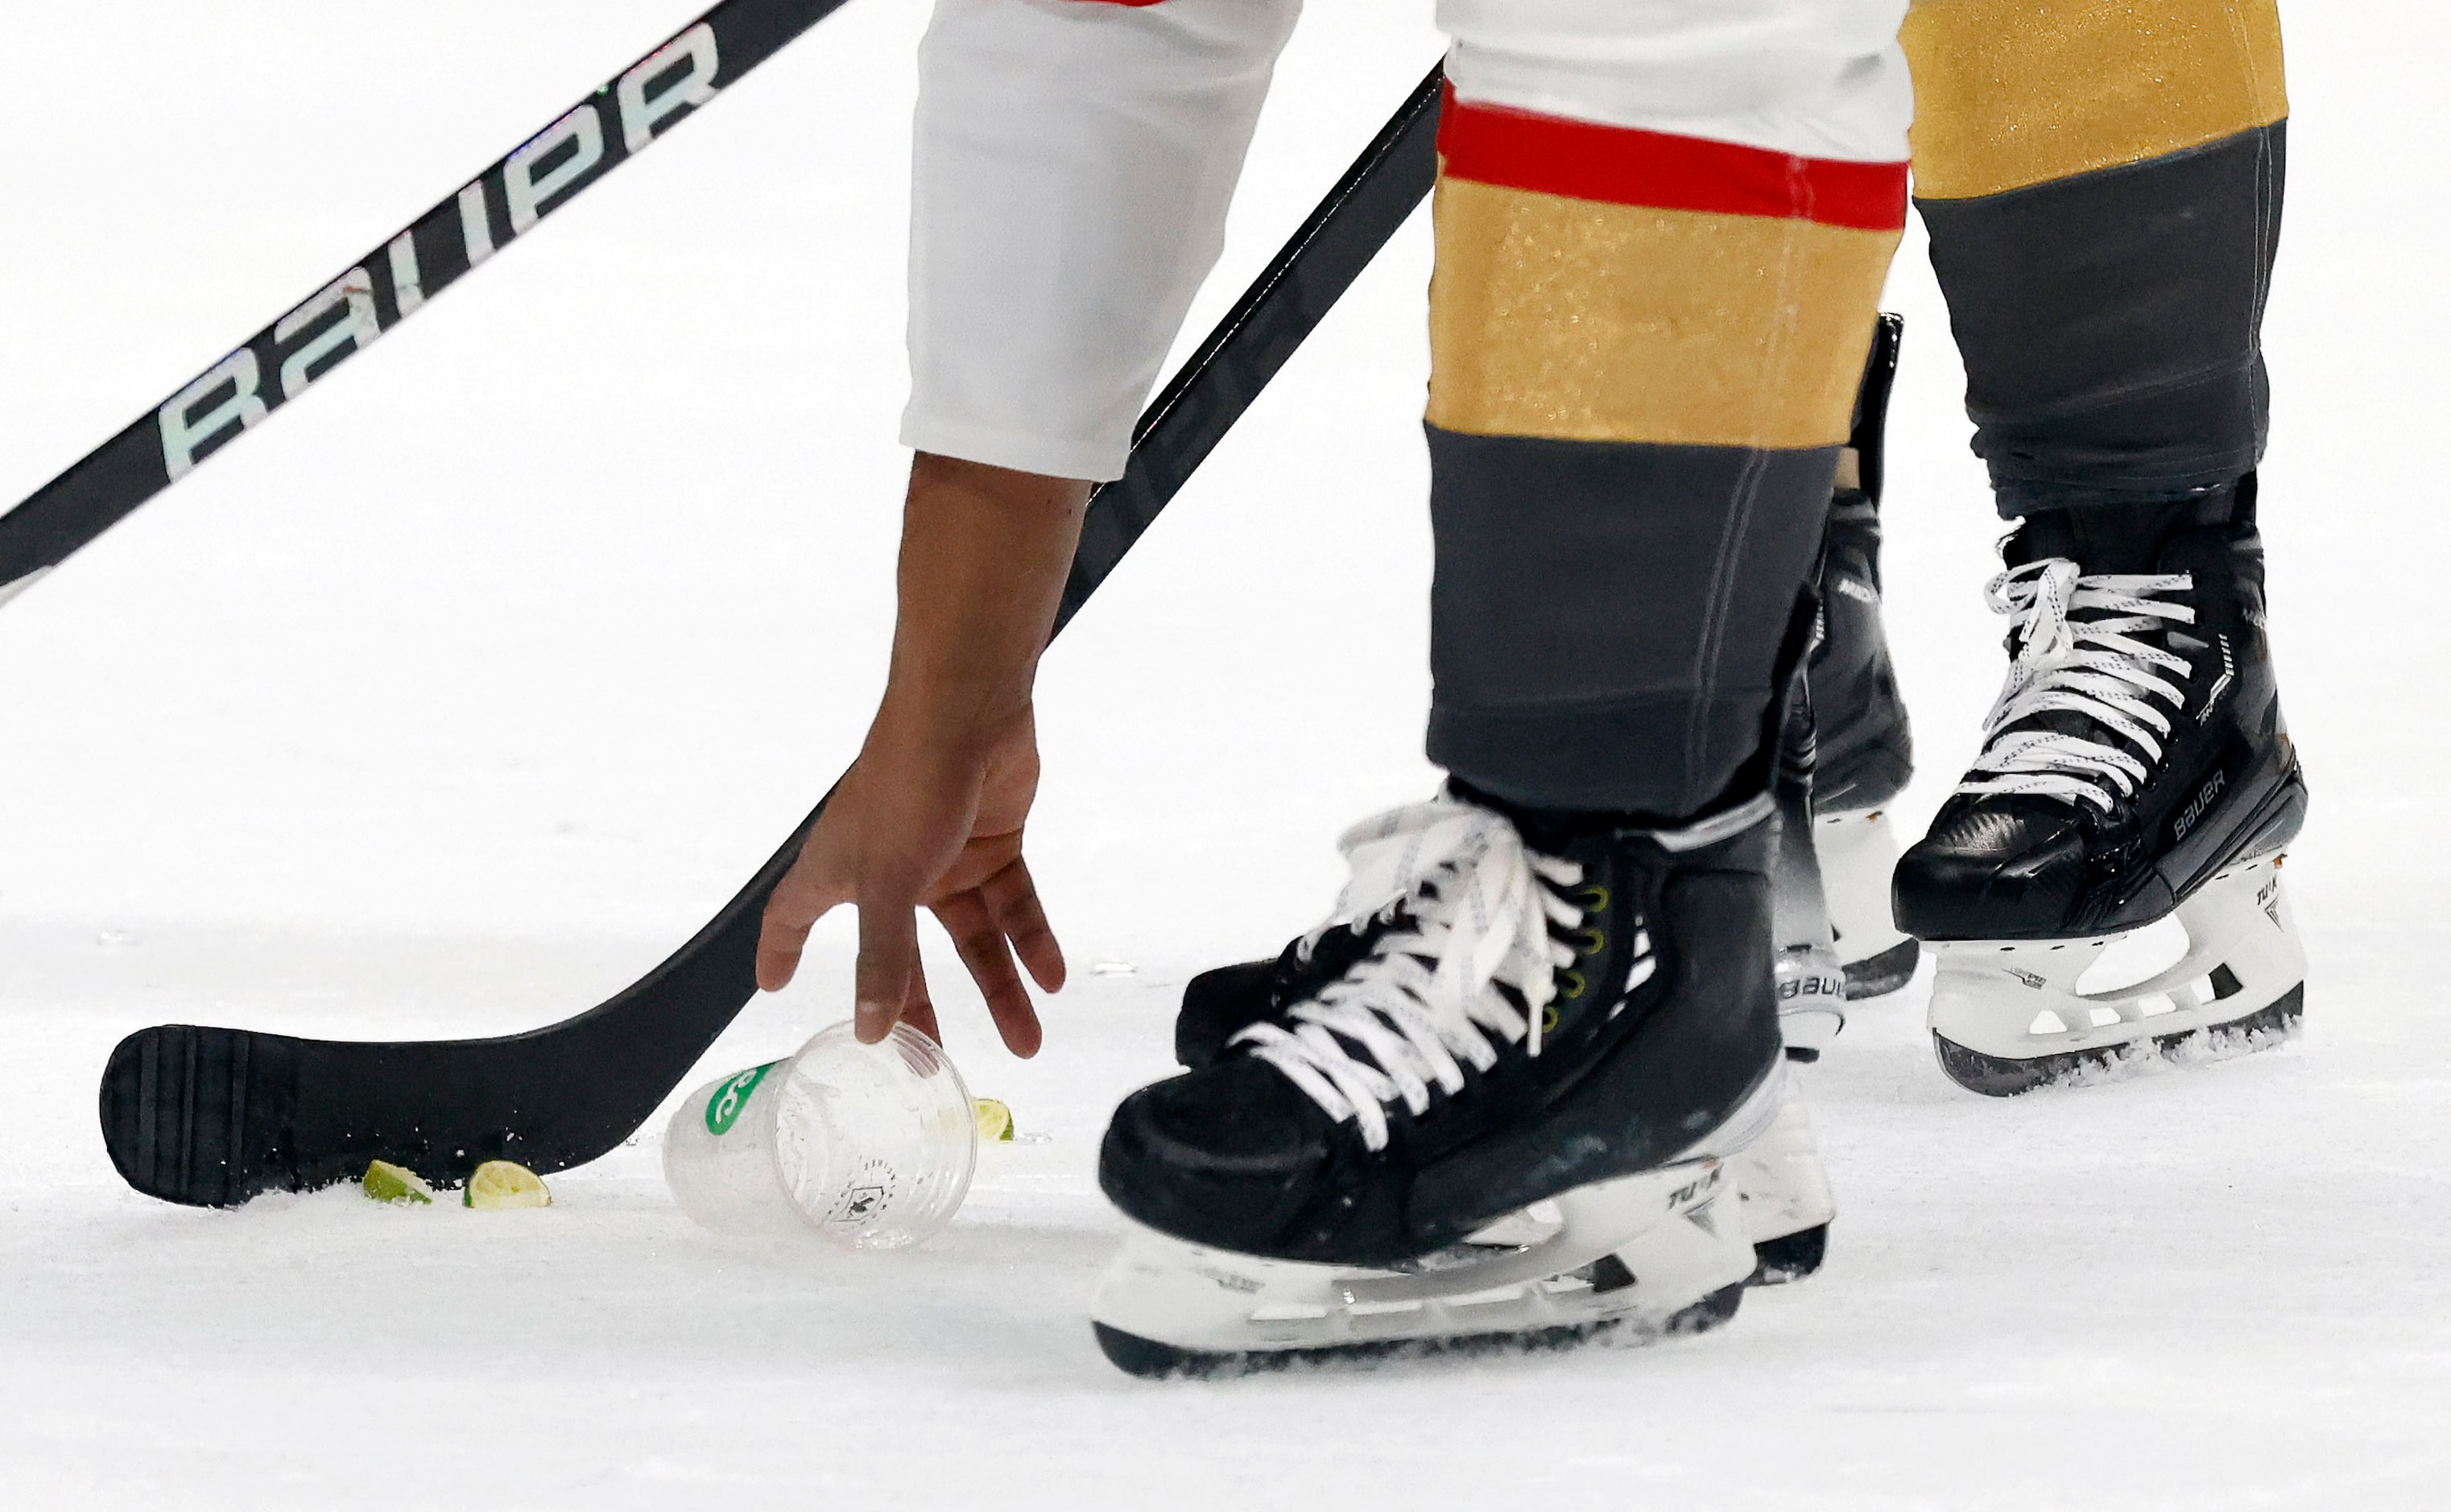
[[705, 1061, 778, 1135]]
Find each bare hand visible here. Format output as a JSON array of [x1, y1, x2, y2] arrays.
[[756, 707, 1064, 1055], [752, 452, 1086, 1056]]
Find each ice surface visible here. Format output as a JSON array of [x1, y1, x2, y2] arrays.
[[2, 3, 2445, 1507]]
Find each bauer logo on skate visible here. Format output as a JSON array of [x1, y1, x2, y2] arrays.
[[2175, 770, 2228, 842], [154, 22, 725, 481]]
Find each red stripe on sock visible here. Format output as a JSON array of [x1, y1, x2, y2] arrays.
[[1436, 86, 1907, 231]]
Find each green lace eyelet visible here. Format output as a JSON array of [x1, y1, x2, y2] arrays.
[[1541, 1004, 1562, 1035], [1558, 969, 1586, 1002], [1573, 927, 1606, 956], [1576, 884, 1610, 912]]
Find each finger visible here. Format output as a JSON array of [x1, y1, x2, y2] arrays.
[[935, 890, 1027, 1012], [982, 857, 1066, 994], [901, 955, 944, 1047], [853, 893, 923, 1044], [756, 847, 851, 993], [990, 989, 1044, 1060], [935, 892, 1044, 1060], [932, 890, 1040, 1056]]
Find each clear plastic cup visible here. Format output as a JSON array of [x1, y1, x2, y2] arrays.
[[662, 1021, 978, 1250]]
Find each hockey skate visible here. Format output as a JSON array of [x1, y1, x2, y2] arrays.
[[1750, 688, 1845, 1285], [1810, 312, 1920, 1000], [1095, 790, 1788, 1377], [1169, 787, 1837, 1291], [1771, 659, 1848, 1059], [1895, 478, 2308, 1096]]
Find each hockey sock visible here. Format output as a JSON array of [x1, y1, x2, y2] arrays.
[[1903, 0, 2288, 516], [1419, 73, 1907, 817]]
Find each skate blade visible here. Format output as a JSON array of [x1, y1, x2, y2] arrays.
[[1840, 936, 1920, 1000], [1933, 984, 2303, 1097], [1746, 1224, 1829, 1286], [1094, 1282, 1745, 1381], [1090, 1160, 1755, 1380], [1925, 855, 2304, 1097]]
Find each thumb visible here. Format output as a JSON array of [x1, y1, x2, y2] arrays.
[[757, 849, 850, 994]]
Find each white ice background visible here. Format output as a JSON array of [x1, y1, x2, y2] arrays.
[[1, 3, 2445, 1507]]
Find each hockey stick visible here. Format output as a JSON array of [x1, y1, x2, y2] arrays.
[[0, 0, 850, 614], [99, 68, 1448, 1207]]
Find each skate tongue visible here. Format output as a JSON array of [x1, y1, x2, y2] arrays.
[[1444, 778, 1674, 856], [2003, 497, 2208, 575]]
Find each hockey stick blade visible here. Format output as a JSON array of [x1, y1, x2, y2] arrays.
[[100, 68, 1447, 1207], [0, 0, 850, 610]]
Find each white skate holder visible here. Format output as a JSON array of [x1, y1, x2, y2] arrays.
[[1771, 758, 1849, 1050], [1776, 965, 1847, 1055], [1928, 853, 2304, 1076], [1814, 808, 1912, 970], [1093, 1159, 1755, 1359], [1730, 1093, 1837, 1249]]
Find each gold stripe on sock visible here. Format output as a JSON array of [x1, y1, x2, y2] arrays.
[[1426, 179, 1899, 449], [1903, 0, 2287, 200]]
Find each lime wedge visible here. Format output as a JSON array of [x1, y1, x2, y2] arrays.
[[362, 1159, 434, 1205], [973, 1097, 1015, 1142], [463, 1159, 552, 1210]]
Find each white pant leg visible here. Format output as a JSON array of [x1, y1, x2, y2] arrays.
[[903, 0, 1912, 482], [902, 0, 1301, 482]]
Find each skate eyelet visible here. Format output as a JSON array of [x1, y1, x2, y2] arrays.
[[1542, 1004, 1562, 1035], [1559, 970, 1587, 1001], [1573, 928, 1605, 956], [1575, 885, 1610, 911]]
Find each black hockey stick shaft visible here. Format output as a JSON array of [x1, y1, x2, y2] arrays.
[[99, 68, 1448, 1207], [0, 0, 849, 613]]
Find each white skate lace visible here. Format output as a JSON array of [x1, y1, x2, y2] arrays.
[[1230, 796, 1602, 1153], [1959, 558, 2197, 811]]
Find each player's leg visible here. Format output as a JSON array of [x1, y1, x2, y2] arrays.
[[1895, 1, 2305, 1093], [1094, 2, 1914, 1374], [1176, 319, 1910, 1050]]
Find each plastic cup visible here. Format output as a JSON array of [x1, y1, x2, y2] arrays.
[[662, 1021, 978, 1250]]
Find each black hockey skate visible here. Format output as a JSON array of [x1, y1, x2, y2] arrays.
[[1093, 790, 1786, 1378], [1810, 312, 1920, 999], [1741, 669, 1850, 1284], [1167, 785, 1837, 1292], [1895, 477, 2308, 1095]]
